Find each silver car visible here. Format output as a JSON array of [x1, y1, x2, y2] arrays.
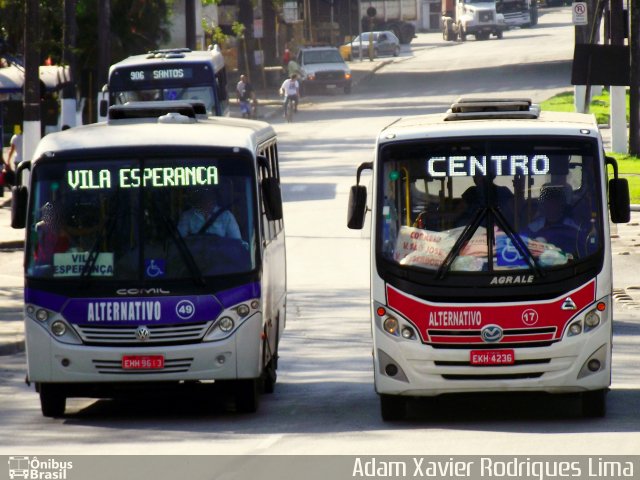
[[344, 31, 401, 60]]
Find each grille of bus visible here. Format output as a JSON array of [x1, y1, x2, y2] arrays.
[[441, 372, 544, 380], [426, 326, 557, 347], [92, 358, 193, 374], [74, 323, 209, 345]]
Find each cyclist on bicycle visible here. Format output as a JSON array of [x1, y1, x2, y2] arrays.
[[280, 73, 300, 118]]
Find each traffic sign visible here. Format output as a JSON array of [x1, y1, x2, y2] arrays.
[[573, 2, 588, 25]]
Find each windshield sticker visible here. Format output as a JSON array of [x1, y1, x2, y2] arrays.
[[53, 252, 114, 277], [394, 226, 488, 271], [426, 154, 550, 177], [145, 259, 166, 278], [67, 166, 219, 190]]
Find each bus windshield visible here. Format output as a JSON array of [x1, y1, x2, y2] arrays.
[[113, 86, 215, 113], [379, 138, 602, 275], [26, 155, 257, 281]]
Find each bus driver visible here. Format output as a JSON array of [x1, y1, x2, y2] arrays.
[[177, 187, 241, 240]]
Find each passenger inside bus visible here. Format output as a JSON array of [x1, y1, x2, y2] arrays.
[[525, 184, 581, 262], [454, 173, 515, 227], [34, 201, 70, 265]]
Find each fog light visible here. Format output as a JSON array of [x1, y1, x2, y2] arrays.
[[569, 322, 582, 336], [51, 321, 66, 336], [383, 317, 399, 335], [250, 300, 260, 310], [385, 364, 398, 376], [61, 358, 70, 367], [585, 311, 600, 329], [26, 305, 35, 315], [588, 359, 601, 372], [216, 355, 226, 365], [401, 327, 415, 339], [36, 309, 49, 322], [236, 304, 250, 317], [218, 317, 234, 332]]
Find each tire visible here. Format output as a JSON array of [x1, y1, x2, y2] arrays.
[[344, 83, 352, 94], [393, 46, 400, 57], [380, 394, 407, 421], [496, 30, 504, 39], [263, 359, 277, 394], [581, 389, 607, 418], [39, 384, 66, 418], [235, 378, 260, 413]]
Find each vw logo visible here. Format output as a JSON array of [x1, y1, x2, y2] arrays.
[[481, 324, 503, 343], [135, 326, 151, 342]]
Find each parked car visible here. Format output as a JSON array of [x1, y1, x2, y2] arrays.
[[342, 31, 401, 61], [296, 46, 352, 94]]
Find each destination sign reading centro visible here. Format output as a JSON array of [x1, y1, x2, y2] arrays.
[[67, 166, 219, 190], [427, 154, 550, 177]]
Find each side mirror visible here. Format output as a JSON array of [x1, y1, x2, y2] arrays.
[[99, 99, 108, 118], [347, 185, 368, 229], [609, 178, 630, 224], [11, 185, 28, 229], [262, 177, 283, 221]]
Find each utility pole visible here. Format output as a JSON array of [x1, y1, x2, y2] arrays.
[[610, 0, 627, 152], [185, 0, 196, 50], [96, 0, 110, 123], [23, 0, 41, 163], [630, 0, 640, 154], [61, 0, 78, 128]]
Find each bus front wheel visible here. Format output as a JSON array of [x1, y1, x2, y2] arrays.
[[380, 394, 407, 421], [39, 384, 66, 418], [581, 389, 607, 418], [234, 378, 260, 413]]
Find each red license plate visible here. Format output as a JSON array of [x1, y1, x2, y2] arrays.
[[122, 355, 165, 370], [470, 350, 515, 366]]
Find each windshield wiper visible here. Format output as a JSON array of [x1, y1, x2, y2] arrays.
[[149, 195, 206, 287], [81, 195, 119, 279], [436, 207, 487, 280], [492, 207, 544, 278]]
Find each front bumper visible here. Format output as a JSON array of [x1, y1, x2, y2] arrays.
[[25, 313, 264, 384], [373, 321, 611, 397]]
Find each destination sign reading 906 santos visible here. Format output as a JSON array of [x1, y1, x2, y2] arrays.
[[67, 166, 219, 190]]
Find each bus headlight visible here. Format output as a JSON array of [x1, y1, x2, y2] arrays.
[[236, 304, 250, 317], [36, 309, 49, 322], [584, 310, 601, 331], [568, 321, 583, 337], [401, 326, 416, 340], [218, 317, 235, 332], [383, 317, 399, 336], [51, 321, 67, 336]]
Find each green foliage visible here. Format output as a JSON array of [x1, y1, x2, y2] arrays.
[[540, 88, 630, 125], [232, 21, 246, 39], [0, 0, 172, 68], [605, 153, 640, 203]]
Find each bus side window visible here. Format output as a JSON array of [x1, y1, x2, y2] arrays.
[[258, 141, 282, 243]]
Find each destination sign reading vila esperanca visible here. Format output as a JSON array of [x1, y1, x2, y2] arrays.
[[67, 165, 219, 190]]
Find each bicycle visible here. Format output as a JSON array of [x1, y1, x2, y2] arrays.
[[283, 95, 298, 123]]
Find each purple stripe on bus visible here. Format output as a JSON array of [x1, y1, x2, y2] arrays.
[[24, 282, 261, 325], [216, 282, 261, 308]]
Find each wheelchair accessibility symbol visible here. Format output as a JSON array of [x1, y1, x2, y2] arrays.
[[145, 259, 166, 278], [496, 237, 527, 267]]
